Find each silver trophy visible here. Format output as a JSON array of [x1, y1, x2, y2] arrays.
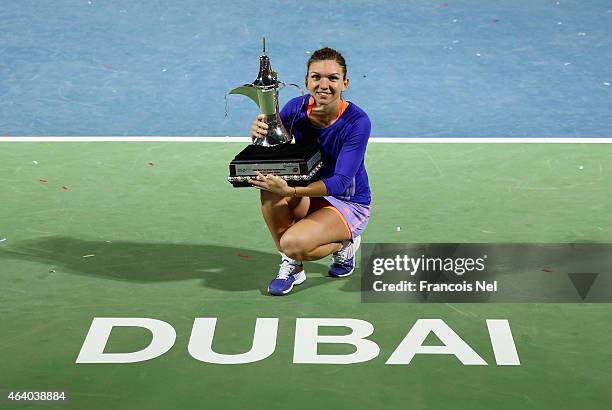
[[226, 38, 323, 187]]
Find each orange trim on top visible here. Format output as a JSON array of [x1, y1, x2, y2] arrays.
[[307, 97, 348, 121], [323, 205, 353, 240]]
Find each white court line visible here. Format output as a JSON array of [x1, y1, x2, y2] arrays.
[[1, 136, 611, 143]]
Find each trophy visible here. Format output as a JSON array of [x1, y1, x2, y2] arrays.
[[226, 38, 323, 188]]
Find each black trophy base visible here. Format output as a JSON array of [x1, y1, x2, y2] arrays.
[[228, 142, 323, 188]]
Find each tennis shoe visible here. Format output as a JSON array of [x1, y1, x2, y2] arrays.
[[328, 235, 361, 278], [268, 255, 306, 296]]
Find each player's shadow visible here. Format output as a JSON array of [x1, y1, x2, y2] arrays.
[[0, 236, 360, 294]]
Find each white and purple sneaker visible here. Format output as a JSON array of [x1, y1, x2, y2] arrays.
[[328, 235, 361, 278], [268, 254, 306, 296]]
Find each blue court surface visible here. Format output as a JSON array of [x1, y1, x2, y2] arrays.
[[1, 0, 611, 137]]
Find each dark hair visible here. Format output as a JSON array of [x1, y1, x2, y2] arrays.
[[306, 47, 347, 79]]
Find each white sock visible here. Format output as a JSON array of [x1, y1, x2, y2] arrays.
[[280, 252, 302, 265]]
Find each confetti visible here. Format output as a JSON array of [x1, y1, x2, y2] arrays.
[[39, 179, 47, 183], [3, 132, 9, 137], [396, 226, 401, 232], [543, 268, 553, 272], [0, 238, 7, 243], [32, 160, 38, 165], [578, 165, 584, 170], [49, 269, 56, 273], [492, 18, 499, 23], [578, 32, 586, 36], [161, 68, 167, 72], [82, 254, 95, 258], [305, 51, 311, 54], [237, 253, 250, 259], [148, 162, 155, 166], [564, 62, 571, 66], [62, 186, 69, 191], [442, 2, 449, 7], [476, 53, 482, 57], [604, 82, 611, 86], [557, 21, 563, 25], [452, 19, 458, 22]]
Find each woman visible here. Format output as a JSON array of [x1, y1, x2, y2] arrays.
[[249, 47, 372, 296]]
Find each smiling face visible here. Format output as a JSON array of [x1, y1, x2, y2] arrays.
[[306, 60, 350, 108]]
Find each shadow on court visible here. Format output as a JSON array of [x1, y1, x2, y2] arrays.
[[0, 236, 361, 294]]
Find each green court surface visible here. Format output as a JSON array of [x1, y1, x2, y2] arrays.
[[1, 142, 611, 409]]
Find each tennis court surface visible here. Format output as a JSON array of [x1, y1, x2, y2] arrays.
[[1, 141, 611, 409]]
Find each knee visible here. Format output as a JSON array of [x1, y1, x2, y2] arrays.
[[279, 232, 308, 260]]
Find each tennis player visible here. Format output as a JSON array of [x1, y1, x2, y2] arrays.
[[249, 47, 372, 296]]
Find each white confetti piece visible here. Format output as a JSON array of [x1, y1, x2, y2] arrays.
[[604, 82, 610, 86], [578, 165, 584, 170], [578, 32, 586, 36], [476, 53, 481, 57], [452, 19, 458, 22], [82, 254, 95, 258], [32, 160, 38, 165], [557, 21, 563, 25], [396, 226, 401, 232], [452, 40, 459, 44], [0, 238, 7, 242], [161, 68, 167, 72], [305, 51, 311, 54], [564, 62, 571, 66]]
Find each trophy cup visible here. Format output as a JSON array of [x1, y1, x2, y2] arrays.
[[226, 38, 323, 188]]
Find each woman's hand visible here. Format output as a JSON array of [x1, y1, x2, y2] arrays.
[[249, 171, 293, 197], [250, 114, 268, 140]]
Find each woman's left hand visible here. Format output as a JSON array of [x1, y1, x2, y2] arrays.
[[248, 171, 292, 196]]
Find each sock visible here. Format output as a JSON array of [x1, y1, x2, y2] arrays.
[[280, 252, 302, 266]]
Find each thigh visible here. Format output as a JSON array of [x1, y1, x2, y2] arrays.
[[285, 207, 351, 250], [289, 196, 310, 220]]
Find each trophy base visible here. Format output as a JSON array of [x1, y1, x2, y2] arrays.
[[228, 142, 323, 188]]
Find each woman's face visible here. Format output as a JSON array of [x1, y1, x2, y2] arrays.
[[306, 60, 349, 107]]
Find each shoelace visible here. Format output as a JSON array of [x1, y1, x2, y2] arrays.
[[276, 259, 301, 280], [332, 242, 352, 264]]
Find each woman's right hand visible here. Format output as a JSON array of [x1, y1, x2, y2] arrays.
[[250, 114, 269, 139]]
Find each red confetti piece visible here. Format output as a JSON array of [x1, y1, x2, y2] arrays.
[[148, 162, 155, 166], [62, 186, 69, 191], [3, 132, 9, 137], [103, 64, 111, 70], [443, 2, 449, 6], [543, 268, 553, 272], [237, 253, 250, 259], [39, 179, 47, 183]]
